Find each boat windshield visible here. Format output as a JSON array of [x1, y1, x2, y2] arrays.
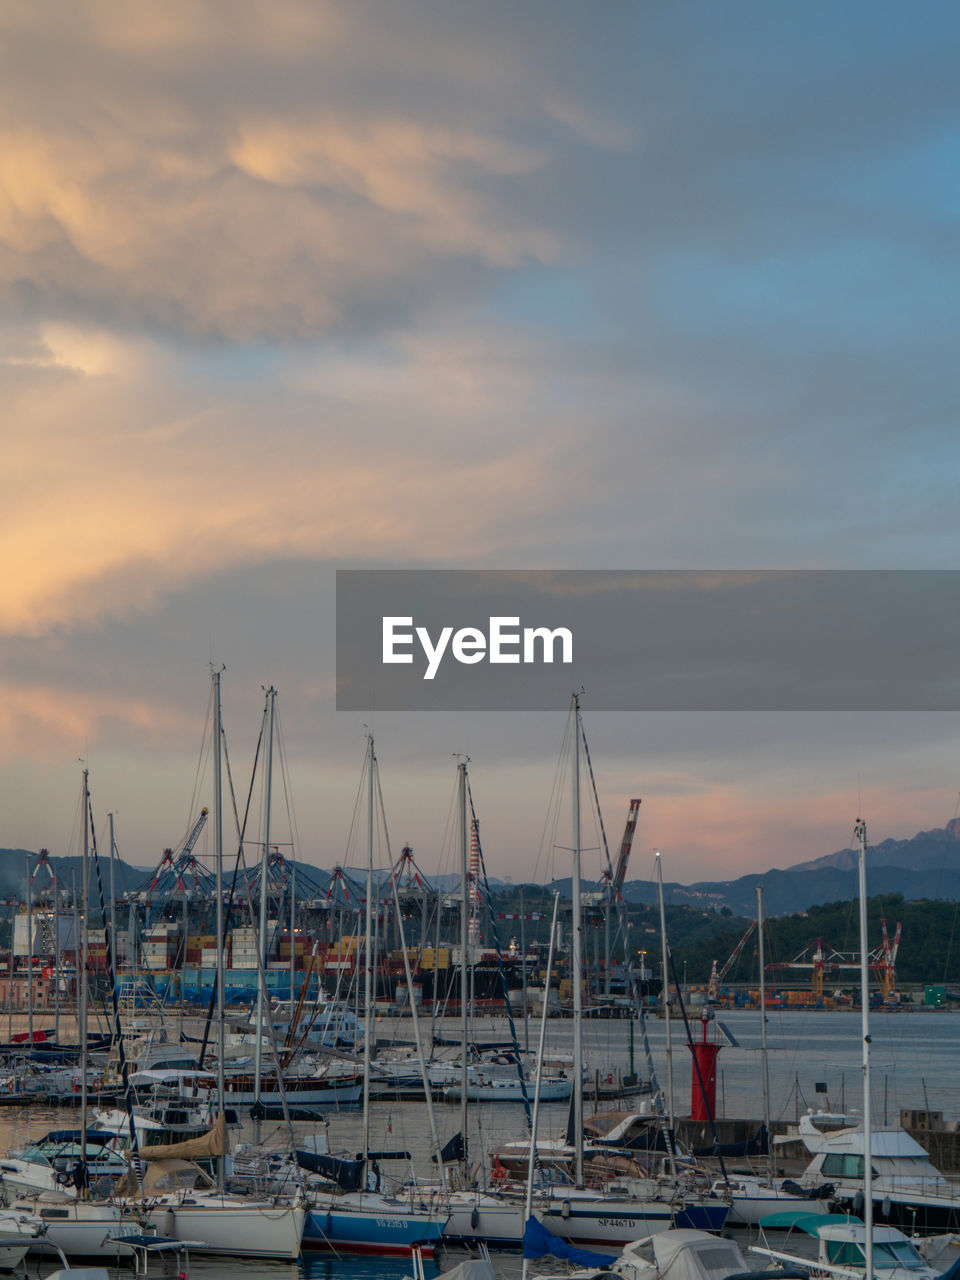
[[826, 1240, 927, 1271], [16, 1144, 54, 1168], [875, 1241, 928, 1270]]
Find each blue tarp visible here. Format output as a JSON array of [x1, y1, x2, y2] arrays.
[[522, 1217, 616, 1268]]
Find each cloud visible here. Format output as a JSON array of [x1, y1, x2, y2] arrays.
[[0, 1, 624, 340]]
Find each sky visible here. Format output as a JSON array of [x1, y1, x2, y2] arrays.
[[2, 1, 960, 889]]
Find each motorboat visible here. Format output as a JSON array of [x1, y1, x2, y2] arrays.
[[753, 1211, 943, 1280], [794, 1110, 960, 1233], [0, 1132, 126, 1202]]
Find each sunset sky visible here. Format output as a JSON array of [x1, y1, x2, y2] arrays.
[[2, 2, 959, 889]]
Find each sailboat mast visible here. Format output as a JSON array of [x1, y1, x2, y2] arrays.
[[522, 890, 562, 1280], [571, 694, 584, 1189], [253, 686, 276, 1131], [213, 667, 226, 1183], [108, 813, 117, 962], [290, 859, 296, 1004], [361, 734, 375, 1171], [26, 855, 32, 1047], [757, 885, 773, 1179], [655, 851, 675, 1136], [80, 769, 89, 1196], [856, 817, 874, 1280], [458, 759, 469, 1157]]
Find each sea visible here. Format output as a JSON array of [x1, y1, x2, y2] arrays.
[[3, 1008, 958, 1280]]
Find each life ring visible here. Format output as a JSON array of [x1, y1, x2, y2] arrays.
[[491, 1159, 507, 1185]]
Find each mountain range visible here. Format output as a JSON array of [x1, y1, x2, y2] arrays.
[[546, 818, 960, 916], [1, 818, 958, 917]]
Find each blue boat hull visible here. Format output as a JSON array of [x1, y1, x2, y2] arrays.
[[673, 1202, 730, 1232], [303, 1206, 446, 1255]]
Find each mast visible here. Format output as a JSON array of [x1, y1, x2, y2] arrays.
[[655, 850, 675, 1140], [80, 769, 90, 1197], [856, 817, 874, 1280], [53, 877, 60, 1043], [522, 891, 561, 1280], [458, 758, 469, 1162], [757, 885, 773, 1180], [361, 734, 375, 1172], [253, 686, 276, 1139], [26, 855, 33, 1047], [108, 813, 117, 966], [289, 858, 296, 1005], [213, 666, 226, 1189], [520, 885, 529, 1052], [571, 694, 584, 1189]]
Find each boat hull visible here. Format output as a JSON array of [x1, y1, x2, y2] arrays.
[[537, 1195, 676, 1248], [440, 1196, 524, 1249], [304, 1195, 446, 1255], [141, 1200, 304, 1260]]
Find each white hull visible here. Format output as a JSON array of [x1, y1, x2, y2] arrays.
[[441, 1194, 524, 1247], [0, 1242, 31, 1269], [11, 1202, 135, 1261], [726, 1189, 830, 1227], [141, 1198, 304, 1259], [537, 1192, 675, 1248]]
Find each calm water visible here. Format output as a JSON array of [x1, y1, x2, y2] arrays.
[[4, 1009, 958, 1279]]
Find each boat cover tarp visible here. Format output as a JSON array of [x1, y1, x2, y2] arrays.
[[523, 1216, 615, 1267], [692, 1125, 769, 1158], [938, 1258, 960, 1280], [758, 1211, 860, 1235], [115, 1157, 213, 1198], [652, 1228, 747, 1280], [134, 1113, 228, 1161], [40, 1130, 115, 1146], [295, 1150, 364, 1192], [434, 1260, 498, 1280]]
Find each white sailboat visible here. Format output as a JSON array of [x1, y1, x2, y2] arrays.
[[534, 697, 694, 1251], [720, 885, 831, 1226], [122, 676, 306, 1262], [303, 736, 448, 1255]]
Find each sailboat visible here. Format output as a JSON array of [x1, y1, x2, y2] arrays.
[[716, 885, 832, 1226], [118, 676, 305, 1261], [302, 735, 449, 1255], [532, 698, 720, 1250]]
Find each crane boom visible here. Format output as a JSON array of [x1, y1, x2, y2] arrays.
[[717, 920, 757, 982], [612, 798, 642, 897], [179, 807, 209, 859]]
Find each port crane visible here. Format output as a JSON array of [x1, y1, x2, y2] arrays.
[[598, 797, 641, 996], [770, 922, 902, 1002]]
